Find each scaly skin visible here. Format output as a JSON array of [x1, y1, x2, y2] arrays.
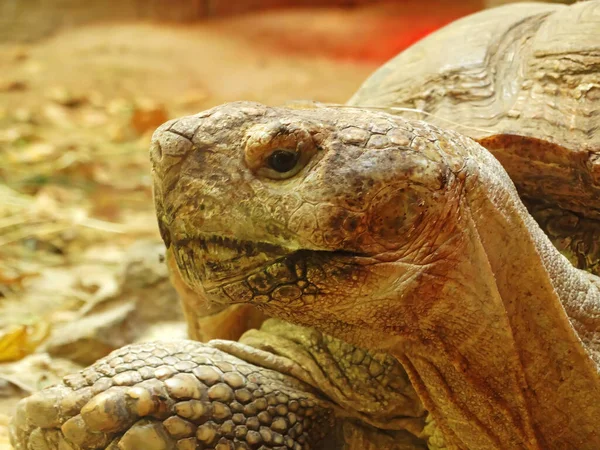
[[233, 319, 426, 434], [10, 340, 337, 450], [150, 102, 600, 449], [10, 324, 429, 450]]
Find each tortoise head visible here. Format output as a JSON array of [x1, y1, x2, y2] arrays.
[[150, 101, 470, 346]]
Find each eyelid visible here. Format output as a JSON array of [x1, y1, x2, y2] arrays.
[[244, 122, 320, 179]]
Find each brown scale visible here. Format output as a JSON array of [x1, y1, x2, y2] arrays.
[[10, 341, 335, 450]]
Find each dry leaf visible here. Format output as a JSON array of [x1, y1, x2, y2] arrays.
[[0, 323, 50, 363], [130, 103, 168, 135]]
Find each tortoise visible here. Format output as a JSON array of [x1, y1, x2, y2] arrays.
[[10, 1, 600, 449]]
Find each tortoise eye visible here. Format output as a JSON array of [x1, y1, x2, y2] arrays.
[[244, 122, 318, 180], [267, 149, 299, 173]]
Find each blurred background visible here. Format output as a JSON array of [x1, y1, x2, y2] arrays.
[[1, 0, 576, 42], [0, 0, 576, 447]]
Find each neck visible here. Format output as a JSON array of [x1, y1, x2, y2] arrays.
[[391, 151, 600, 449]]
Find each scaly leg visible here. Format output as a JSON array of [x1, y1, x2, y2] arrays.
[[10, 340, 335, 450]]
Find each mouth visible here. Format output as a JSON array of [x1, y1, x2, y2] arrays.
[[171, 234, 292, 290], [170, 233, 370, 293]]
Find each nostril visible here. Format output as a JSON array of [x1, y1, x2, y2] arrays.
[[150, 140, 163, 162]]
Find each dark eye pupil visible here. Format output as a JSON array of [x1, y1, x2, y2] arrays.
[[267, 150, 299, 173]]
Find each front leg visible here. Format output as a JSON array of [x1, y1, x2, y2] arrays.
[[10, 340, 335, 450]]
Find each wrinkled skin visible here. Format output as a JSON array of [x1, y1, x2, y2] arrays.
[[349, 0, 600, 276], [151, 102, 600, 449]]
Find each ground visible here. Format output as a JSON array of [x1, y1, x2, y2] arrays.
[[0, 3, 481, 448]]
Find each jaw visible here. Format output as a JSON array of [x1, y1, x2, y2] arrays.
[[169, 231, 371, 298], [169, 233, 293, 292]]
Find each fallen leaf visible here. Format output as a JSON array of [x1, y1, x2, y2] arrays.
[[0, 322, 50, 363], [0, 353, 82, 393], [130, 103, 168, 135]]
